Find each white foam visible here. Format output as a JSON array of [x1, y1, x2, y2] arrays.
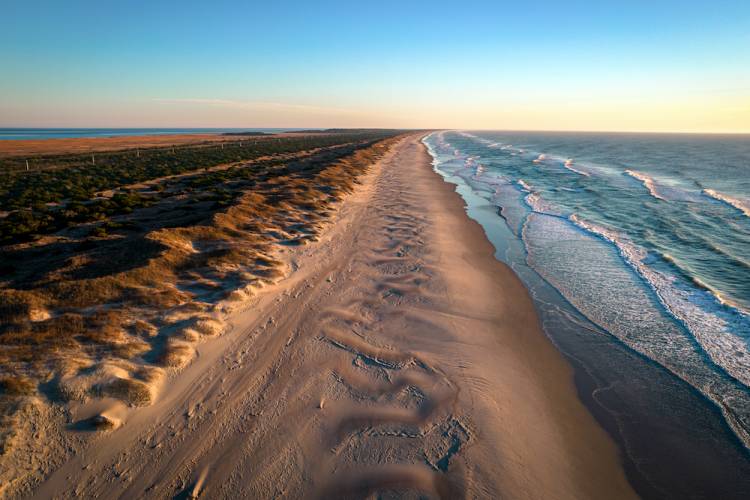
[[703, 189, 750, 218], [517, 179, 533, 192], [570, 214, 750, 388], [563, 158, 590, 177], [462, 156, 479, 173], [532, 154, 548, 164], [624, 169, 666, 201], [514, 180, 562, 216], [493, 143, 592, 177]]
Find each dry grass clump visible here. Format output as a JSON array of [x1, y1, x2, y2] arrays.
[[0, 290, 46, 325], [1, 376, 45, 458], [0, 376, 35, 397], [193, 317, 224, 336], [131, 319, 158, 338], [0, 313, 83, 367], [55, 359, 162, 407], [0, 399, 23, 457], [94, 377, 152, 407], [159, 340, 195, 369], [134, 365, 165, 385]]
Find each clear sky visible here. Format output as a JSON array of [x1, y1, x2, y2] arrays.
[[2, 0, 749, 132]]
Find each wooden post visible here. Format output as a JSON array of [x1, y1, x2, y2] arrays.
[[137, 148, 140, 158], [91, 154, 95, 165], [25, 159, 29, 171]]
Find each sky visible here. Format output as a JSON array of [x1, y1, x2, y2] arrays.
[[1, 0, 749, 132]]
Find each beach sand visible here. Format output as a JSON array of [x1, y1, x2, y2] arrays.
[[23, 134, 634, 498]]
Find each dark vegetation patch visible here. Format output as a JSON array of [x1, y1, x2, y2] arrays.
[[0, 133, 392, 244]]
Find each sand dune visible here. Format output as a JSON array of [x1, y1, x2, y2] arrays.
[[20, 135, 634, 499]]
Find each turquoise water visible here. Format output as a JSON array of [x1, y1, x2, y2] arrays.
[[0, 128, 298, 140], [424, 131, 750, 450]]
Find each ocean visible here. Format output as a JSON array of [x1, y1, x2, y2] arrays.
[[0, 128, 299, 140], [424, 131, 750, 497]]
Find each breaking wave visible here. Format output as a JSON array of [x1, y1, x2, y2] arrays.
[[703, 189, 750, 217], [624, 169, 666, 201]]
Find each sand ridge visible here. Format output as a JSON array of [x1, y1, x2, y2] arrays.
[[24, 134, 635, 499]]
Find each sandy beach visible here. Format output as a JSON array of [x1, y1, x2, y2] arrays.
[[9, 134, 634, 498]]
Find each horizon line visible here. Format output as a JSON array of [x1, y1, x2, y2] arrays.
[[1, 126, 749, 136]]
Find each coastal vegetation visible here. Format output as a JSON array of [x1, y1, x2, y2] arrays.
[[0, 133, 390, 243]]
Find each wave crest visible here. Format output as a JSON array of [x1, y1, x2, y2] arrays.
[[624, 169, 666, 201], [562, 158, 590, 177], [703, 189, 750, 217], [532, 154, 548, 164]]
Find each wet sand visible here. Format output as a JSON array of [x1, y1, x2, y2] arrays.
[[24, 134, 634, 498]]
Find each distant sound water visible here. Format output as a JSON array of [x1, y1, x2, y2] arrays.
[[424, 130, 750, 447], [0, 128, 300, 140]]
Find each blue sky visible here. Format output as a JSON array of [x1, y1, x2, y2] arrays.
[[2, 0, 749, 131]]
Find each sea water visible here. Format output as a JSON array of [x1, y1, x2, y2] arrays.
[[424, 131, 750, 472]]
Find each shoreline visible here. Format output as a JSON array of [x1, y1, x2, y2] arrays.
[[402, 136, 635, 498], [14, 134, 633, 498], [423, 132, 750, 498]]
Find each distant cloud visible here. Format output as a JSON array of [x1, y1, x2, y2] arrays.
[[152, 98, 358, 116]]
